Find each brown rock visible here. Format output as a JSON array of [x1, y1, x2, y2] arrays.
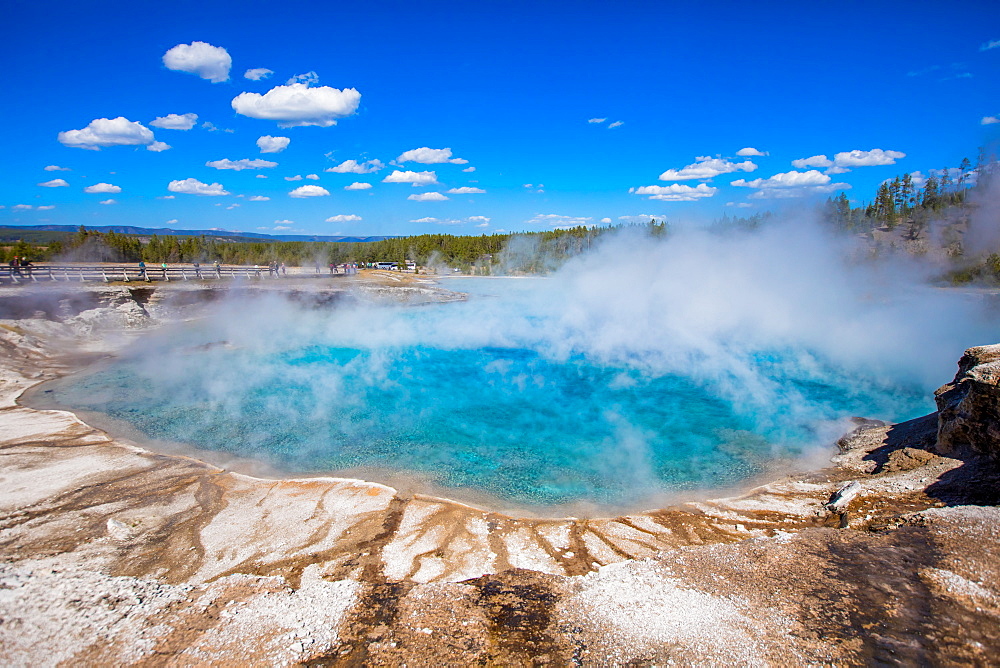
[[884, 447, 937, 472], [935, 344, 1000, 458]]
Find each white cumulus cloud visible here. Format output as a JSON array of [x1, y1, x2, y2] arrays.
[[463, 166, 476, 172], [13, 204, 33, 210], [446, 187, 485, 194], [395, 147, 468, 165], [58, 117, 155, 150], [630, 183, 717, 201], [150, 113, 198, 130], [99, 199, 116, 205], [244, 68, 274, 81], [732, 170, 851, 198], [83, 182, 121, 194], [832, 148, 905, 168], [468, 216, 490, 224], [162, 41, 231, 83], [658, 156, 757, 181], [791, 154, 834, 169], [206, 158, 278, 171], [383, 170, 438, 186], [306, 174, 319, 180], [588, 118, 607, 124], [286, 71, 320, 86], [257, 135, 291, 153], [231, 83, 361, 127], [980, 39, 1000, 51], [733, 170, 831, 188], [983, 116, 1000, 125], [408, 192, 448, 201], [248, 195, 270, 201], [37, 205, 55, 210], [289, 185, 330, 198], [38, 179, 69, 187], [147, 141, 171, 152], [168, 178, 229, 196], [736, 147, 768, 157], [345, 182, 373, 190], [285, 175, 303, 181], [792, 148, 905, 173], [44, 165, 70, 171], [326, 214, 362, 222], [608, 121, 624, 129], [326, 159, 384, 174]]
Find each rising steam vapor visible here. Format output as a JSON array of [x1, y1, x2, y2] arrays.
[[45, 215, 1000, 511], [961, 173, 1000, 258]]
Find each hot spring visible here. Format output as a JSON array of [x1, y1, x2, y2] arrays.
[[36, 225, 998, 511]]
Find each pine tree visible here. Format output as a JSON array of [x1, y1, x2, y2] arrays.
[[901, 173, 914, 214], [958, 157, 972, 186], [922, 175, 940, 210]]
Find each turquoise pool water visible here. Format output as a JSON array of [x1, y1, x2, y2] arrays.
[[45, 304, 931, 507]]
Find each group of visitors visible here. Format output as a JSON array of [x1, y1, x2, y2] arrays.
[[127, 259, 367, 280], [136, 260, 223, 280], [6, 256, 33, 276], [328, 262, 358, 275]]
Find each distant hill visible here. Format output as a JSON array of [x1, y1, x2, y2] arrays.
[[0, 224, 398, 244]]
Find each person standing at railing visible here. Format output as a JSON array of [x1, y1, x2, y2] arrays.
[[193, 261, 202, 279], [138, 260, 147, 280], [9, 257, 20, 277], [161, 262, 168, 279], [19, 257, 32, 277], [280, 262, 286, 276], [214, 260, 221, 278]]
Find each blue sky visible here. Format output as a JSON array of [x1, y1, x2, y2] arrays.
[[3, 0, 999, 237]]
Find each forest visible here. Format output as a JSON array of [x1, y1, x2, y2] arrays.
[[1, 222, 666, 274]]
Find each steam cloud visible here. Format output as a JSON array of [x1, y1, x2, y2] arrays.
[[52, 214, 1000, 510]]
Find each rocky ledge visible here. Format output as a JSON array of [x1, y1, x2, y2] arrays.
[[936, 344, 1000, 459], [0, 284, 998, 665]]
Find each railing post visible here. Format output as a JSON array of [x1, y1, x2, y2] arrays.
[[123, 269, 130, 282], [49, 268, 55, 281]]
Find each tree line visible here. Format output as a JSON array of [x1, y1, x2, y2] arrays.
[[821, 147, 999, 284], [2, 222, 670, 272], [822, 151, 995, 234]]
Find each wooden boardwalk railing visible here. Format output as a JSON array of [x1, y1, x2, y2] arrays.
[[0, 264, 324, 284]]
